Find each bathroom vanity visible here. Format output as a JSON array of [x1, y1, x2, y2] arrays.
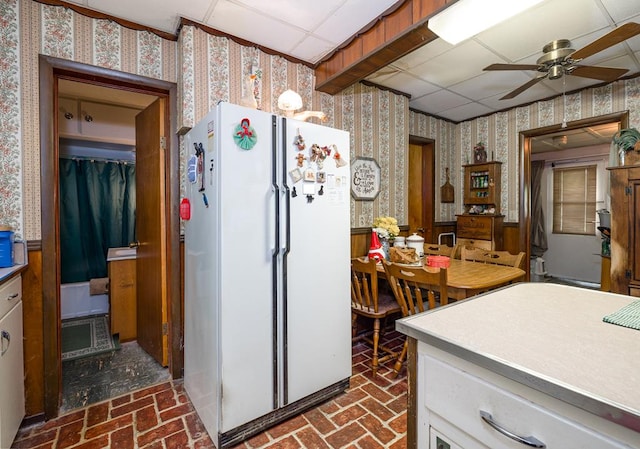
[[397, 283, 640, 449], [107, 247, 137, 342]]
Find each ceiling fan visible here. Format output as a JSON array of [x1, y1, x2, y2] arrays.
[[484, 22, 640, 100]]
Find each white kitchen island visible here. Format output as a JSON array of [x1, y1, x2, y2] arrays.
[[396, 282, 640, 449]]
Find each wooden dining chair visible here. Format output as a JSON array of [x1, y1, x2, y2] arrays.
[[382, 260, 448, 377], [460, 246, 526, 269], [422, 243, 455, 257], [351, 257, 402, 377]]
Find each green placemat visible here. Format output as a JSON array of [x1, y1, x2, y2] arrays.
[[603, 300, 640, 331]]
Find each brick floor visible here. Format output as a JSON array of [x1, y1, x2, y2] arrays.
[[13, 331, 407, 449]]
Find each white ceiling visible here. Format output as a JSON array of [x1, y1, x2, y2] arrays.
[[64, 0, 640, 123]]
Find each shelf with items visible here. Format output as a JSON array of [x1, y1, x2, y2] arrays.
[[463, 161, 501, 214]]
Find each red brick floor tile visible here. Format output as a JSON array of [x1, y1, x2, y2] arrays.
[[56, 419, 84, 448], [184, 412, 207, 440], [110, 425, 134, 449], [110, 396, 154, 418], [86, 403, 109, 428], [71, 434, 110, 449], [132, 382, 172, 400], [140, 442, 163, 449], [326, 422, 367, 448], [356, 434, 386, 449], [155, 388, 177, 411], [334, 388, 367, 408], [159, 403, 192, 422], [302, 408, 337, 435], [331, 404, 367, 427], [11, 429, 58, 448], [388, 434, 407, 449], [194, 435, 216, 449], [135, 405, 159, 433], [111, 394, 131, 407], [359, 398, 394, 422], [360, 383, 394, 404], [242, 430, 271, 448], [357, 414, 396, 445], [263, 435, 301, 449], [388, 413, 407, 434], [295, 427, 330, 449], [84, 414, 133, 440], [267, 414, 308, 440], [137, 419, 185, 447], [164, 429, 189, 449]]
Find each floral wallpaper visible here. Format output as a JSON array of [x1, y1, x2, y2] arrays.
[[3, 0, 640, 241], [0, 0, 22, 237]]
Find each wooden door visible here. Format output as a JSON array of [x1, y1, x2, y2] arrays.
[[408, 141, 435, 243], [135, 98, 168, 366]]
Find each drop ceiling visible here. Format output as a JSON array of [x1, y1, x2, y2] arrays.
[[63, 0, 640, 123]]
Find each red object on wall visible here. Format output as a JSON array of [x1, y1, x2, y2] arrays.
[[180, 198, 191, 220]]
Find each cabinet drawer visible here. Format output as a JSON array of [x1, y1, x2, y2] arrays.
[[456, 216, 492, 240], [0, 276, 21, 319], [422, 354, 627, 449], [456, 238, 492, 251]]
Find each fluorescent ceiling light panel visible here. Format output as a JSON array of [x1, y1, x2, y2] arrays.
[[428, 0, 545, 45]]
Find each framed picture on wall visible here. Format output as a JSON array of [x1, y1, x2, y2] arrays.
[[350, 156, 381, 201]]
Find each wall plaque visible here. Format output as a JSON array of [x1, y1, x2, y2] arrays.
[[350, 157, 381, 201]]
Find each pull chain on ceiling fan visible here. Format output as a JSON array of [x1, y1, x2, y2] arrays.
[[483, 22, 640, 100]]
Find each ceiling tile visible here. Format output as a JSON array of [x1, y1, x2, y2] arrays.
[[410, 41, 502, 87], [476, 0, 609, 62], [231, 0, 344, 32], [394, 39, 454, 70], [206, 1, 307, 56], [449, 71, 533, 101], [600, 0, 640, 22], [372, 72, 440, 98], [87, 0, 212, 33], [478, 82, 558, 111], [438, 102, 494, 123], [288, 35, 336, 62], [317, 0, 400, 47], [410, 90, 470, 112]]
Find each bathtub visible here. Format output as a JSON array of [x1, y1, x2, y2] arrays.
[[61, 281, 109, 320]]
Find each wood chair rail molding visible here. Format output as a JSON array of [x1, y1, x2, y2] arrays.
[[314, 0, 450, 95]]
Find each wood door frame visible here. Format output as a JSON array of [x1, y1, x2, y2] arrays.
[[518, 111, 629, 279], [408, 136, 435, 243], [39, 55, 182, 419]]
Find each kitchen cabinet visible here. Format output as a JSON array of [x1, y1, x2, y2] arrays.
[[397, 283, 640, 449], [108, 258, 137, 342], [58, 97, 139, 145], [457, 162, 503, 250], [0, 275, 24, 449], [608, 165, 640, 296]]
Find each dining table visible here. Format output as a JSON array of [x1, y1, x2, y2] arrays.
[[377, 258, 526, 302]]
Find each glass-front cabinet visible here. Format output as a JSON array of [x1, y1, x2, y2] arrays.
[[463, 161, 501, 214]]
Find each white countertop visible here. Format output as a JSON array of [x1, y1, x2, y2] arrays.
[[396, 282, 640, 433], [0, 264, 27, 284]]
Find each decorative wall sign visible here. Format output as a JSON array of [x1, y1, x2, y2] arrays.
[[350, 157, 381, 201]]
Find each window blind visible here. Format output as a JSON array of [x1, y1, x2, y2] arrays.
[[552, 165, 596, 235]]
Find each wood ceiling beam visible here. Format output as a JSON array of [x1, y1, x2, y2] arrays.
[[314, 0, 451, 95]]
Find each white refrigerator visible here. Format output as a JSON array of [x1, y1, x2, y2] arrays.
[[183, 102, 352, 448]]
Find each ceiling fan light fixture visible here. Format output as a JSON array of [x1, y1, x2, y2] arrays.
[[428, 0, 545, 45], [549, 65, 564, 80]]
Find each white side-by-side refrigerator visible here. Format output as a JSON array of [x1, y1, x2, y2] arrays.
[[184, 102, 352, 448]]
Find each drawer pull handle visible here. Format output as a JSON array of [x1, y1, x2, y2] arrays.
[[7, 293, 18, 300], [480, 411, 545, 448], [1, 330, 10, 356]]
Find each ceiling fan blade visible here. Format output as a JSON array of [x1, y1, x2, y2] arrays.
[[571, 22, 640, 61], [500, 74, 547, 100], [484, 63, 539, 71], [570, 65, 629, 82]]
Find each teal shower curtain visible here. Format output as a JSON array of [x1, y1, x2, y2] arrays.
[[59, 158, 136, 283]]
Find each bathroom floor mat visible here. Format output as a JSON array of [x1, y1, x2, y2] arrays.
[[61, 315, 120, 361]]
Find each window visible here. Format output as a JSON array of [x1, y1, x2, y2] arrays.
[[553, 165, 596, 235]]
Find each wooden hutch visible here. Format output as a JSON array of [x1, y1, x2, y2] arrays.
[[456, 161, 503, 250], [608, 164, 640, 297]]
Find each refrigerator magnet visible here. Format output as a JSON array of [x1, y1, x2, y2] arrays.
[[316, 171, 326, 183], [295, 153, 307, 167], [187, 155, 197, 184], [303, 168, 316, 182], [233, 117, 257, 150], [289, 168, 302, 184], [294, 129, 305, 151]]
